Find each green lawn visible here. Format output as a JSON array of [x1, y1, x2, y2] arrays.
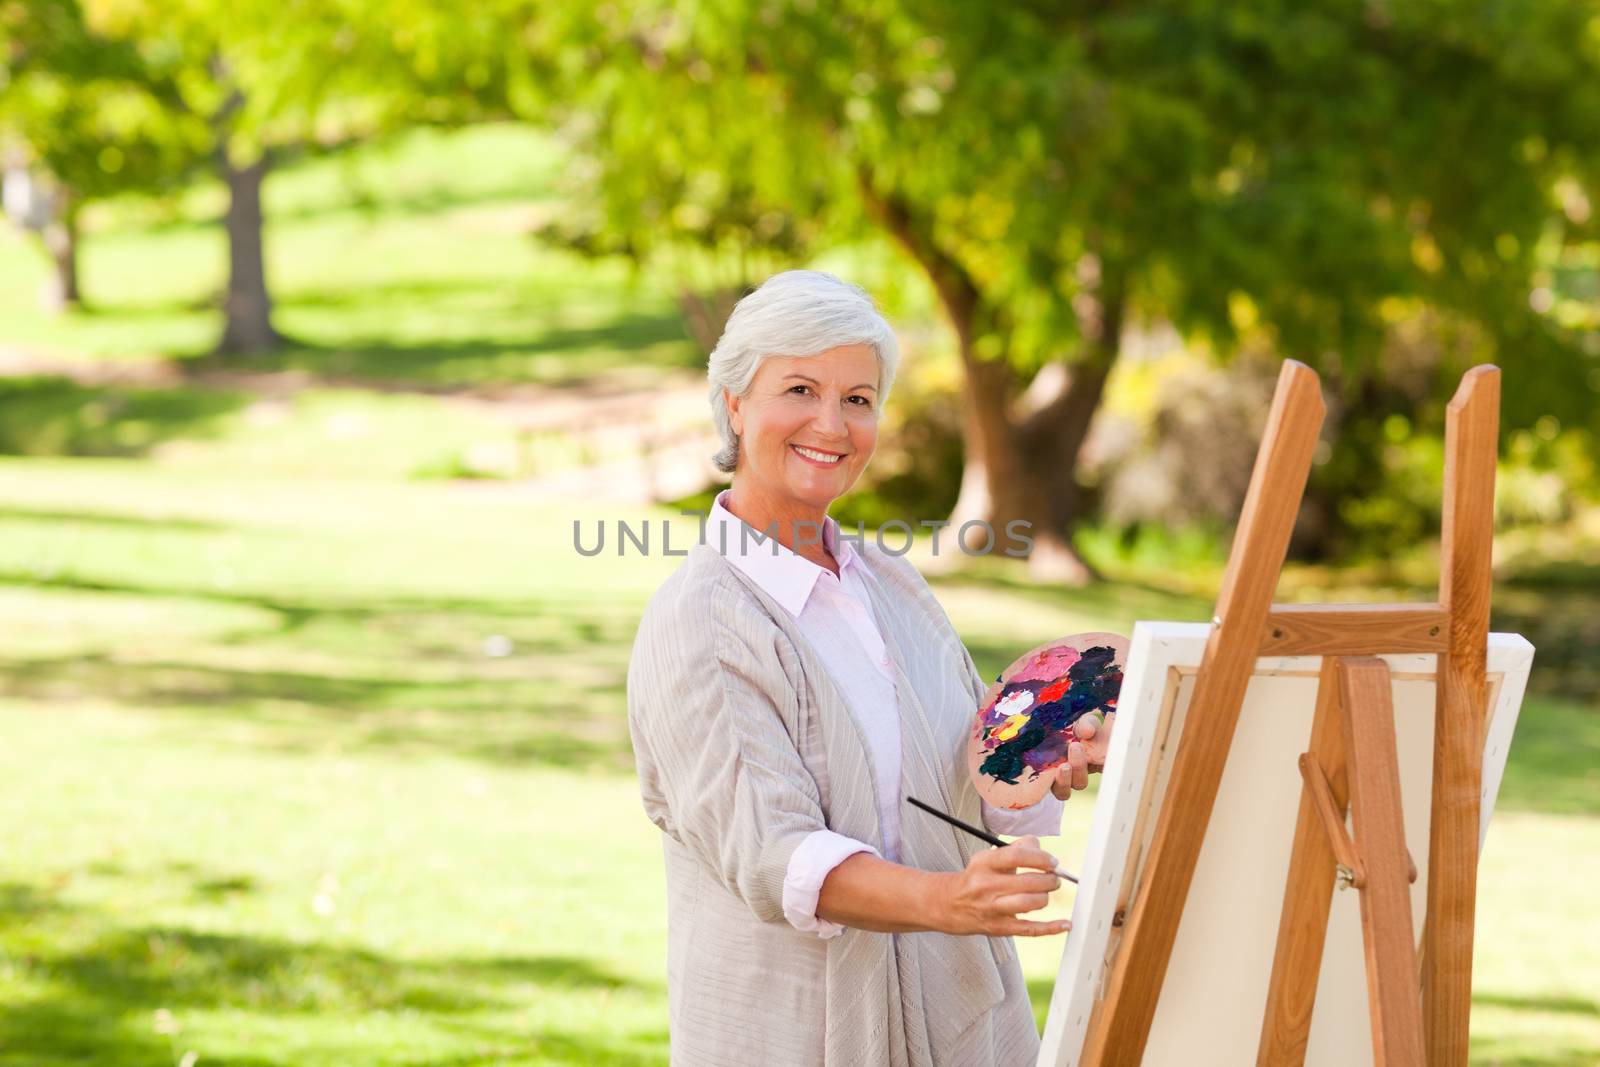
[[0, 124, 1596, 1065], [0, 457, 1595, 1066]]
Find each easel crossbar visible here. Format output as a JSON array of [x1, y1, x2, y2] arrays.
[[1261, 604, 1450, 656], [1298, 751, 1419, 891]]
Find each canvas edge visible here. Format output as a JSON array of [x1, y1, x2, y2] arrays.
[[1480, 633, 1534, 845], [1036, 621, 1208, 1067]]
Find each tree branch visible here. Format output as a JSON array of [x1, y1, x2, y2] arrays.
[[855, 168, 985, 344]]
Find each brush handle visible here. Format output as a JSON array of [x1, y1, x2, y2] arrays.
[[906, 794, 1079, 884]]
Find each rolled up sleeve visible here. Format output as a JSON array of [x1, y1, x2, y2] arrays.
[[782, 830, 879, 937]]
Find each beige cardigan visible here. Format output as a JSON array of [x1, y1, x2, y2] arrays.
[[627, 538, 1041, 1066]]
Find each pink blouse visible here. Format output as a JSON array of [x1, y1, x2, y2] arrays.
[[705, 490, 1063, 938]]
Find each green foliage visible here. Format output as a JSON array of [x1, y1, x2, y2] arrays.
[[0, 0, 206, 325], [82, 0, 394, 156], [551, 1, 1600, 369], [521, 3, 864, 337], [541, 0, 1600, 568], [11, 2, 1599, 557], [0, 0, 208, 204]]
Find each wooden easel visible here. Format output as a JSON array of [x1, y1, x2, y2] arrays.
[[1077, 360, 1500, 1066]]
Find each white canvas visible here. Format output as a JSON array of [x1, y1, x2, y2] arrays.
[[1037, 623, 1535, 1067]]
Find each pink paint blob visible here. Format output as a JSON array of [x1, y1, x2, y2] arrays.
[[1008, 644, 1082, 684]]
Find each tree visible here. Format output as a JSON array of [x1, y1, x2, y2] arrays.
[[518, 4, 852, 354], [76, 0, 517, 354], [74, 0, 350, 352], [552, 0, 1600, 581], [0, 0, 205, 310]]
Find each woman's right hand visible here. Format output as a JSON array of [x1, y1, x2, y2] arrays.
[[934, 835, 1072, 937]]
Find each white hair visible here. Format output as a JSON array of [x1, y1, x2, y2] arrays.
[[707, 270, 900, 473]]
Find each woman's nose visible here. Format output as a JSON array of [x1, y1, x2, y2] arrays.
[[811, 397, 848, 437]]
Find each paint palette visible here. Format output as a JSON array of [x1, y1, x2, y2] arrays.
[[966, 632, 1129, 810]]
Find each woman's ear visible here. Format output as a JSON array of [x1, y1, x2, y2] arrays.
[[725, 388, 742, 436]]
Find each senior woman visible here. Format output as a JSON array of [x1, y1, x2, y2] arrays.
[[626, 270, 1112, 1066]]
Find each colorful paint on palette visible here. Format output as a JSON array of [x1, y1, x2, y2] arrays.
[[966, 632, 1129, 810]]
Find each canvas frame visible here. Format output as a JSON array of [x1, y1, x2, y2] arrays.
[[1036, 625, 1534, 1066]]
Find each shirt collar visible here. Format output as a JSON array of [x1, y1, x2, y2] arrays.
[[705, 488, 859, 617]]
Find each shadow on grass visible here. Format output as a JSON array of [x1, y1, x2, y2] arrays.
[[263, 184, 559, 228], [0, 376, 249, 459], [191, 875, 257, 902], [0, 568, 560, 622], [0, 647, 635, 774], [1475, 990, 1600, 1019], [0, 881, 664, 1066], [29, 274, 697, 395], [112, 169, 554, 243], [268, 318, 697, 383], [174, 308, 699, 392], [0, 506, 230, 533], [2, 549, 1591, 799], [1467, 1035, 1600, 1067], [40, 929, 651, 1014], [0, 569, 642, 774]]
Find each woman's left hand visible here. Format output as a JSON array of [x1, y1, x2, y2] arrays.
[[1049, 711, 1116, 801]]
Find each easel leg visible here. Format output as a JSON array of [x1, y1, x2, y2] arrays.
[[1340, 658, 1427, 1066], [1081, 360, 1326, 1067], [1426, 365, 1498, 1064], [1257, 657, 1350, 1066]]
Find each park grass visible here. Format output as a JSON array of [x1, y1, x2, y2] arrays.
[[1, 123, 1596, 1065], [0, 457, 1596, 1066]]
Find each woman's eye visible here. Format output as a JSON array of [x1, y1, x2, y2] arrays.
[[848, 395, 872, 407], [788, 385, 811, 395]]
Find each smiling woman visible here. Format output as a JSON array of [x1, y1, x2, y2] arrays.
[[721, 343, 883, 574], [625, 270, 1112, 1066]]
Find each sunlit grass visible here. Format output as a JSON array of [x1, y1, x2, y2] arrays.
[[0, 458, 1594, 1065]]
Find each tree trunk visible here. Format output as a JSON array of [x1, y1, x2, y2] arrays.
[[215, 150, 280, 355], [861, 175, 1116, 584], [1014, 274, 1125, 582], [39, 195, 81, 313], [952, 334, 1113, 586], [946, 346, 1025, 536], [677, 285, 744, 354]]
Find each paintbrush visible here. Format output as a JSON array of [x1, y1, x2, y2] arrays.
[[906, 794, 1080, 884]]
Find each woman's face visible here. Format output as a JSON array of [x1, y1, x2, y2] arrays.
[[726, 343, 881, 512]]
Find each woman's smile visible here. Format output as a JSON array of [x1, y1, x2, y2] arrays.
[[791, 443, 846, 467]]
